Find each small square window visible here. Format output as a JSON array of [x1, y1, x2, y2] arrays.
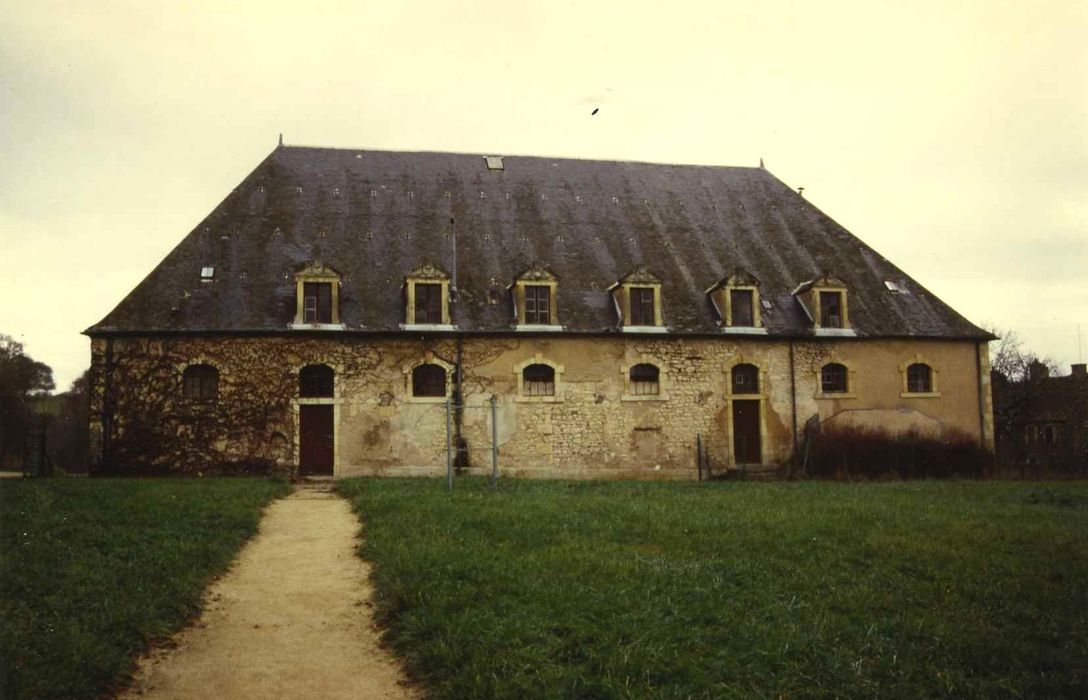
[[200, 266, 215, 280]]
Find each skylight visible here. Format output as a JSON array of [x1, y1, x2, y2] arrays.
[[884, 280, 909, 294], [484, 156, 504, 171], [201, 267, 215, 280]]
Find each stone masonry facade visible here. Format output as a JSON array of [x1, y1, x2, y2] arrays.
[[89, 334, 993, 479]]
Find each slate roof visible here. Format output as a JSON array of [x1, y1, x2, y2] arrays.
[[87, 144, 991, 339]]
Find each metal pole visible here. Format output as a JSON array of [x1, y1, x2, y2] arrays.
[[490, 395, 498, 487], [445, 398, 453, 492]]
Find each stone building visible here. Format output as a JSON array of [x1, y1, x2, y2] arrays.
[[85, 144, 995, 478], [993, 362, 1088, 471]]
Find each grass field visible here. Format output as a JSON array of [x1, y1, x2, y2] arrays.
[[0, 477, 290, 700], [340, 478, 1088, 699]]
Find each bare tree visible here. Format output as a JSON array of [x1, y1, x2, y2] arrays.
[[986, 327, 1060, 382]]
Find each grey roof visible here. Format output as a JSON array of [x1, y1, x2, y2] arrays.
[[87, 145, 991, 339]]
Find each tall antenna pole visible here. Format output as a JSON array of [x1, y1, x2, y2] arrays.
[[450, 217, 458, 300]]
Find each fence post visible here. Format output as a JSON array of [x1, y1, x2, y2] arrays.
[[445, 398, 453, 492], [490, 395, 498, 488]]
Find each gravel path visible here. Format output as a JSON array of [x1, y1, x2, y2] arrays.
[[120, 486, 418, 699]]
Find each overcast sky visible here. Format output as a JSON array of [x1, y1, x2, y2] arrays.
[[1, 0, 1085, 390]]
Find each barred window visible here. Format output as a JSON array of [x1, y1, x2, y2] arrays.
[[299, 364, 334, 398], [821, 363, 848, 393], [412, 364, 446, 397], [731, 363, 759, 394], [629, 363, 660, 395], [183, 364, 219, 400], [522, 364, 555, 396], [906, 363, 932, 393]]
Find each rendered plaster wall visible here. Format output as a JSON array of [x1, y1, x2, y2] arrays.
[[87, 334, 990, 478]]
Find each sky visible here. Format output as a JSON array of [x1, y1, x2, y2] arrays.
[[1, 0, 1085, 391]]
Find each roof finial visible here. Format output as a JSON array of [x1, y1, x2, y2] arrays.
[[759, 157, 765, 169], [278, 133, 283, 147]]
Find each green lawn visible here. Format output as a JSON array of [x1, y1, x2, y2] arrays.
[[0, 477, 290, 700], [340, 478, 1088, 699]]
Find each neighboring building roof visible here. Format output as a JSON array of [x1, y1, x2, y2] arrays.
[[86, 144, 991, 339]]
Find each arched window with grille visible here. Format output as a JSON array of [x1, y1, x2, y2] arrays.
[[522, 364, 555, 396], [299, 364, 335, 398], [629, 363, 660, 395], [412, 364, 447, 397], [731, 363, 759, 394], [182, 364, 219, 400], [821, 363, 848, 394], [906, 363, 932, 393]]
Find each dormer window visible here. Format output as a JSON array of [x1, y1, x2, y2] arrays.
[[820, 291, 843, 328], [414, 283, 443, 324], [304, 282, 332, 323], [293, 262, 343, 329], [793, 273, 852, 336], [731, 290, 754, 326], [524, 285, 551, 324], [510, 264, 560, 330], [611, 267, 664, 331], [630, 287, 655, 325], [403, 264, 452, 330], [707, 269, 765, 333]]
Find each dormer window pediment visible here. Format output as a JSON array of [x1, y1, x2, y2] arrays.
[[403, 263, 453, 329], [707, 268, 764, 332], [793, 272, 854, 335], [611, 266, 664, 331], [510, 263, 560, 330], [292, 261, 343, 329]]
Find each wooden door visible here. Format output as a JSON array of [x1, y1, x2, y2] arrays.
[[732, 400, 761, 465], [300, 405, 334, 475]]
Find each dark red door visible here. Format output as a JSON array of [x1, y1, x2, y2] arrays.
[[732, 400, 761, 464], [300, 405, 334, 475]]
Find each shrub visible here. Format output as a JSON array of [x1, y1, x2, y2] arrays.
[[805, 425, 992, 479]]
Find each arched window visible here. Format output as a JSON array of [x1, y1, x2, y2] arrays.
[[412, 364, 447, 397], [183, 364, 219, 400], [629, 363, 660, 395], [821, 363, 848, 394], [906, 363, 932, 393], [299, 364, 334, 398], [731, 363, 759, 394], [522, 364, 555, 396]]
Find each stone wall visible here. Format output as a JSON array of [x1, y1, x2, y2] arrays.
[[88, 334, 991, 478]]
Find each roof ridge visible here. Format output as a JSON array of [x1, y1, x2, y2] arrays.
[[275, 142, 767, 172]]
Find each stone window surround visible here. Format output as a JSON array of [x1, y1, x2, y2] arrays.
[[794, 274, 851, 333], [402, 264, 454, 330], [721, 355, 769, 467], [707, 274, 763, 330], [509, 267, 560, 330], [290, 360, 343, 475], [292, 262, 344, 330], [620, 355, 670, 402], [513, 353, 565, 403], [402, 352, 455, 403], [610, 282, 665, 330], [815, 357, 858, 400], [177, 358, 223, 405], [899, 355, 941, 398]]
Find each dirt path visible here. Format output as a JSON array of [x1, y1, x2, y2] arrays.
[[120, 486, 418, 699]]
